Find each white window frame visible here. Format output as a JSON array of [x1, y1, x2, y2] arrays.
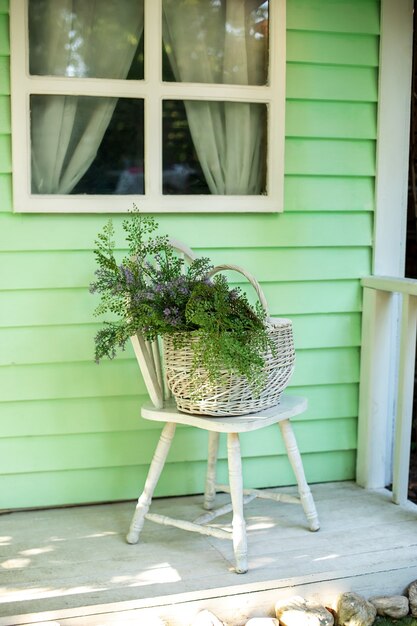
[[10, 0, 286, 214]]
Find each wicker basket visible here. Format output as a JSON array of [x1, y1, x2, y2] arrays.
[[163, 264, 295, 417]]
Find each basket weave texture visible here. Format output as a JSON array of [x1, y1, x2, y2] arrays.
[[163, 319, 295, 416], [163, 264, 295, 417]]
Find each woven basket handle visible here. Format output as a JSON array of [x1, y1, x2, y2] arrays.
[[206, 263, 270, 317]]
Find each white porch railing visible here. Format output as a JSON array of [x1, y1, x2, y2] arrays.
[[356, 275, 417, 504]]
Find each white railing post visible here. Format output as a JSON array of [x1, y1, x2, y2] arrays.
[[357, 276, 417, 503], [356, 287, 396, 488]]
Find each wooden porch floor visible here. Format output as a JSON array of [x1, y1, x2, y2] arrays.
[[1, 482, 417, 625]]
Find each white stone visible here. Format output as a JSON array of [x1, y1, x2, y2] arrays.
[[337, 592, 377, 626], [275, 595, 334, 626], [191, 609, 225, 626], [408, 580, 417, 616], [369, 595, 409, 618], [246, 619, 280, 626]]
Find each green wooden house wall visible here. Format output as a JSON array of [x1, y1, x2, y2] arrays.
[[0, 0, 378, 510]]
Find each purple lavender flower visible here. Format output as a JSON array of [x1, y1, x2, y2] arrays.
[[162, 305, 182, 327], [119, 264, 134, 285]]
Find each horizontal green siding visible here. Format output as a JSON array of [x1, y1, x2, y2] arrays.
[[0, 0, 378, 509], [0, 12, 8, 56], [0, 418, 357, 474], [0, 248, 371, 289], [0, 133, 10, 172], [0, 212, 373, 249], [0, 172, 11, 206], [0, 56, 9, 94], [285, 139, 375, 175], [0, 281, 362, 328], [286, 102, 377, 139], [0, 348, 360, 403], [287, 0, 379, 34], [285, 177, 374, 211], [0, 314, 361, 365], [0, 95, 10, 132], [287, 31, 379, 66], [287, 64, 377, 101], [0, 385, 359, 437], [1, 450, 356, 509]]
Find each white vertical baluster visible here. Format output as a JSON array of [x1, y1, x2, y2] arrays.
[[356, 287, 396, 489], [392, 293, 417, 504]]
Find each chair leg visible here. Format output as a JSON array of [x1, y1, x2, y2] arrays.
[[279, 419, 320, 532], [204, 431, 220, 510], [227, 432, 248, 573], [127, 422, 176, 544]]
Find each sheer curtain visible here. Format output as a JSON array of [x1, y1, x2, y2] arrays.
[[162, 0, 267, 195], [29, 0, 144, 194]]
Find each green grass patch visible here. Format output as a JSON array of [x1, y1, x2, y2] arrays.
[[375, 618, 417, 626]]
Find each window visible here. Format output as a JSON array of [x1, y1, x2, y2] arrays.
[[10, 0, 286, 213]]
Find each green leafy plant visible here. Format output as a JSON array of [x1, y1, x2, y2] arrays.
[[90, 209, 272, 393], [375, 617, 417, 626]]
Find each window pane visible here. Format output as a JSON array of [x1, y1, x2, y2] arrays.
[[163, 100, 267, 195], [31, 96, 144, 195], [162, 0, 268, 85], [28, 0, 144, 80], [163, 100, 210, 195]]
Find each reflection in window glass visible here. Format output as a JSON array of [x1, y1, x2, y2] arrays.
[[162, 0, 268, 85], [163, 100, 267, 195], [28, 0, 144, 79], [31, 96, 144, 195]]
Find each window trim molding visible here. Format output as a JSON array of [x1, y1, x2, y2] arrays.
[[10, 0, 286, 213]]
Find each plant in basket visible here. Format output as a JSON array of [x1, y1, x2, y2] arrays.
[[90, 209, 295, 415]]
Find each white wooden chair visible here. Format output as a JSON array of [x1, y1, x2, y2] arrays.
[[126, 240, 320, 574]]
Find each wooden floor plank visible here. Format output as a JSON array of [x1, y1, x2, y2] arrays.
[[1, 482, 417, 624]]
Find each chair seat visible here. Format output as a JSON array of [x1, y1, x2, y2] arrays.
[[141, 394, 308, 433]]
